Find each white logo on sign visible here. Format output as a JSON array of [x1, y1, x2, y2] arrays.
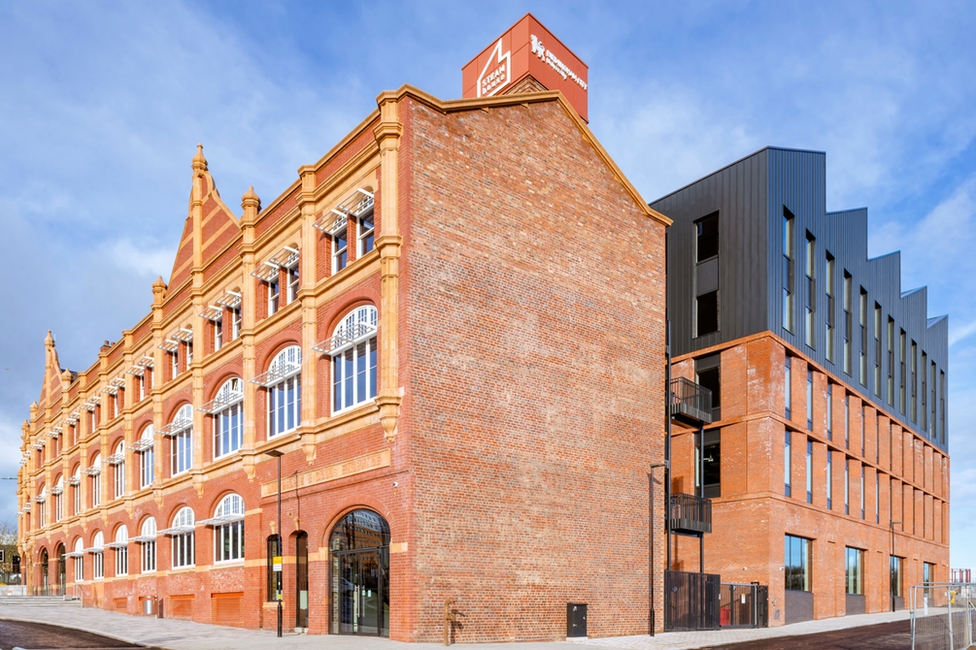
[[477, 38, 511, 97], [530, 34, 588, 92]]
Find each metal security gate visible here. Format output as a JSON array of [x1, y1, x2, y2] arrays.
[[665, 570, 721, 631], [719, 583, 768, 628]]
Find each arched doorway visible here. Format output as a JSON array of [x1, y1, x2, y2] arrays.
[[55, 544, 66, 596], [329, 510, 390, 636], [38, 549, 49, 595]]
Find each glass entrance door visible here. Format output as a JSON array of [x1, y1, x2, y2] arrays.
[[329, 509, 391, 637]]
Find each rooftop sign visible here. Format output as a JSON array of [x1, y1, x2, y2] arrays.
[[462, 13, 589, 121]]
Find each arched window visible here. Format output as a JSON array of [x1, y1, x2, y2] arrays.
[[36, 484, 46, 528], [330, 306, 378, 413], [139, 517, 156, 573], [73, 538, 84, 582], [91, 531, 104, 579], [264, 346, 301, 437], [169, 507, 195, 569], [328, 509, 390, 637], [89, 454, 101, 507], [211, 494, 244, 562], [137, 424, 154, 489], [166, 405, 193, 476], [211, 378, 244, 458], [113, 526, 128, 576], [53, 475, 63, 523], [329, 509, 390, 551], [112, 441, 126, 499]]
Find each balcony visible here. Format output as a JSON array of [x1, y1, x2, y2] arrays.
[[669, 377, 713, 426], [669, 492, 712, 534]]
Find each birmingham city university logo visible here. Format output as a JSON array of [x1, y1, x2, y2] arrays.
[[477, 38, 511, 97]]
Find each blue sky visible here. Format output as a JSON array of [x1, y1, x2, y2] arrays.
[[2, 1, 975, 567]]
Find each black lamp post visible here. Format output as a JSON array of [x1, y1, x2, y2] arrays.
[[266, 449, 284, 637], [890, 520, 902, 612]]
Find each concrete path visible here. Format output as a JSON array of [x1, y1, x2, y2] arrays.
[[0, 602, 921, 650]]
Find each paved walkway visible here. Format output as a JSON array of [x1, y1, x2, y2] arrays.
[[0, 602, 920, 650]]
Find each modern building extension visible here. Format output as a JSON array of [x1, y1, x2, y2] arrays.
[[652, 147, 949, 625], [17, 16, 673, 641]]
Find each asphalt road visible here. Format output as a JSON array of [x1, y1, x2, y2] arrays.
[[705, 619, 912, 650], [0, 620, 145, 650]]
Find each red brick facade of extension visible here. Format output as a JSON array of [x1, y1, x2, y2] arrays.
[[18, 85, 671, 642], [668, 333, 949, 625]]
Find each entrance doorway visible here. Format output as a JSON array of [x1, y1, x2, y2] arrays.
[[39, 549, 49, 595], [329, 510, 390, 636], [55, 545, 66, 596]]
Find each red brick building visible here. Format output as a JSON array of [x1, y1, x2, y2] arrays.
[[652, 147, 950, 626], [17, 76, 671, 641]]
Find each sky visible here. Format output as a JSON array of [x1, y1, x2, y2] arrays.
[[1, 0, 975, 567]]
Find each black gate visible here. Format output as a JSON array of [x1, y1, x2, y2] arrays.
[[665, 570, 721, 631], [719, 583, 768, 628]]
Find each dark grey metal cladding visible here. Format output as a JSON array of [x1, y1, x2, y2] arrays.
[[654, 148, 770, 356], [652, 146, 949, 452]]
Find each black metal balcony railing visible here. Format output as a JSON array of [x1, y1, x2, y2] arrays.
[[669, 492, 712, 534], [669, 377, 713, 425]]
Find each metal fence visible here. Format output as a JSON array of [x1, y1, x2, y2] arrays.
[[665, 570, 721, 631], [911, 582, 976, 650], [719, 582, 768, 628]]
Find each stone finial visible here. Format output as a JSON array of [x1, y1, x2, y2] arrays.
[[61, 368, 73, 385], [192, 143, 208, 171], [29, 401, 38, 419], [241, 186, 261, 224], [44, 330, 55, 349], [152, 276, 167, 307]]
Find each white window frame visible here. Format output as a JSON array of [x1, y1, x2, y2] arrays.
[[214, 316, 223, 351], [140, 517, 157, 573], [139, 425, 154, 489], [113, 441, 126, 499], [169, 405, 193, 476], [286, 265, 299, 305], [114, 526, 128, 576], [331, 306, 378, 415], [171, 507, 195, 569], [213, 378, 244, 458], [91, 453, 101, 507], [170, 349, 179, 379], [186, 339, 194, 366], [267, 346, 302, 438], [213, 494, 245, 563], [92, 531, 104, 579], [232, 306, 242, 340], [74, 538, 84, 581], [54, 476, 63, 522], [268, 276, 280, 315], [357, 207, 375, 257], [333, 227, 348, 273], [72, 470, 80, 515]]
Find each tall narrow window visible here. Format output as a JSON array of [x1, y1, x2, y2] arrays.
[[806, 440, 813, 503], [805, 233, 816, 348], [328, 307, 379, 414], [860, 466, 865, 519], [89, 453, 102, 507], [859, 289, 868, 385], [785, 357, 792, 419], [703, 429, 721, 499], [137, 425, 154, 489], [931, 362, 937, 439], [806, 370, 813, 430], [825, 254, 835, 361], [212, 378, 244, 458], [887, 318, 895, 405], [232, 305, 242, 340], [845, 395, 850, 450], [783, 209, 795, 332], [861, 405, 865, 457], [268, 276, 280, 316], [73, 538, 84, 581], [286, 265, 300, 305], [844, 458, 850, 515], [874, 304, 882, 396], [695, 355, 721, 422], [262, 346, 302, 437], [214, 316, 223, 352], [826, 452, 833, 509], [785, 430, 792, 497], [890, 556, 902, 598], [696, 212, 719, 261], [846, 547, 863, 595], [843, 272, 852, 374], [826, 384, 833, 441], [114, 526, 128, 576], [876, 473, 880, 523], [166, 405, 193, 476], [785, 535, 810, 591], [357, 200, 376, 257], [696, 292, 719, 337], [921, 352, 928, 431], [170, 348, 179, 380], [140, 517, 156, 573], [72, 468, 80, 515], [899, 330, 907, 415], [92, 531, 104, 579], [940, 371, 946, 445], [112, 441, 125, 499], [53, 476, 63, 522], [911, 341, 918, 423], [333, 226, 348, 273]]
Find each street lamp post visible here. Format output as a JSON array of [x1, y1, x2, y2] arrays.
[[265, 449, 284, 637], [890, 521, 902, 612]]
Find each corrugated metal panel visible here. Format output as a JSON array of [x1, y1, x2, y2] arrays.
[[651, 147, 949, 451]]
